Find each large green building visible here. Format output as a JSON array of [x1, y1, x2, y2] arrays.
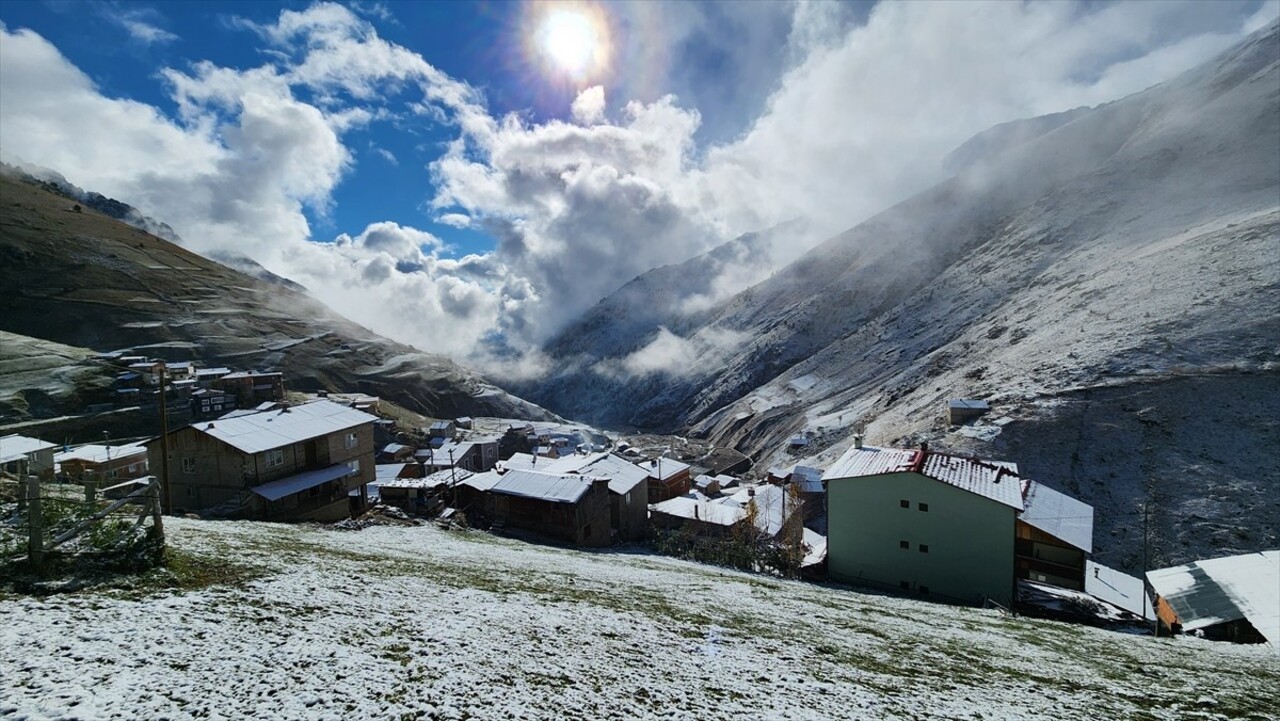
[[824, 442, 1025, 607]]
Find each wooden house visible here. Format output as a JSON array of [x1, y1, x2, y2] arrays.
[[212, 371, 285, 408], [146, 399, 376, 521], [56, 443, 150, 484], [640, 457, 692, 504], [1147, 551, 1278, 646], [1015, 480, 1093, 591], [486, 470, 612, 547]]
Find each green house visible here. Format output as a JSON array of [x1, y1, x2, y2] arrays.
[[824, 442, 1024, 607]]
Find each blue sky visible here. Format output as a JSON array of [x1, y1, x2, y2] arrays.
[[1, 1, 1275, 370]]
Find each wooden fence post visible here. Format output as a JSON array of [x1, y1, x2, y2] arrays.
[[27, 476, 43, 572], [84, 482, 96, 507]]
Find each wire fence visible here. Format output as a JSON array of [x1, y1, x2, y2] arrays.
[[0, 475, 164, 575]]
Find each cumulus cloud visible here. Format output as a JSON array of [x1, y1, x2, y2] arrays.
[[0, 1, 1271, 377]]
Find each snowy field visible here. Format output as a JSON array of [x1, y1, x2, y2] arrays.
[[2, 518, 1277, 720]]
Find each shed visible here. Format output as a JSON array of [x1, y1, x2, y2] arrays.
[[1147, 551, 1279, 647], [948, 399, 990, 425]]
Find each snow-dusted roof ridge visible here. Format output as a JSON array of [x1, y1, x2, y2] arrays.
[[191, 399, 378, 455], [1147, 550, 1279, 648], [823, 445, 1023, 510]]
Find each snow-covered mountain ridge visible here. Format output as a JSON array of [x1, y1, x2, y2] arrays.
[[516, 22, 1280, 568]]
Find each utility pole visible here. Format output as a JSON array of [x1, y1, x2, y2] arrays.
[[448, 448, 456, 486], [156, 364, 171, 524], [1144, 501, 1155, 637]]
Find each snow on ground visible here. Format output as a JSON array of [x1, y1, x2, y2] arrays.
[[3, 519, 1278, 720]]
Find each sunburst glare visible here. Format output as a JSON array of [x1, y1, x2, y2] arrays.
[[526, 2, 610, 83]]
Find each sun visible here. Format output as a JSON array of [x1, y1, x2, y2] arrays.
[[541, 10, 596, 75], [527, 2, 610, 82]]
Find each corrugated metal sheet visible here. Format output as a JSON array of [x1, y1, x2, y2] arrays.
[[1086, 561, 1151, 619], [55, 443, 148, 465], [793, 466, 824, 493], [197, 400, 378, 454], [1147, 551, 1279, 647], [459, 470, 503, 492], [490, 470, 596, 504], [251, 463, 353, 501], [824, 445, 1023, 510], [1020, 481, 1093, 552], [651, 496, 744, 526]]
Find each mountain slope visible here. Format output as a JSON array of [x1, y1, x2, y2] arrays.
[[522, 22, 1280, 567], [0, 174, 554, 423]]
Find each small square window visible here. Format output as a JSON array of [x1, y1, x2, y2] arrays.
[[182, 457, 196, 474], [899, 540, 909, 550], [918, 502, 929, 512], [264, 448, 285, 469], [899, 499, 909, 508], [899, 581, 910, 590], [919, 544, 929, 554], [345, 431, 358, 449]]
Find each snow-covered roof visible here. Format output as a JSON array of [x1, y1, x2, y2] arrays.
[[638, 457, 690, 481], [429, 421, 453, 430], [1019, 480, 1093, 553], [375, 464, 409, 483], [0, 434, 57, 464], [195, 367, 231, 376], [381, 469, 470, 490], [188, 400, 377, 455], [55, 443, 148, 465], [1086, 561, 1151, 620], [1147, 551, 1279, 646], [251, 464, 354, 502], [220, 371, 282, 380], [793, 466, 824, 493], [489, 470, 598, 504], [500, 453, 540, 471], [381, 443, 409, 454], [651, 495, 744, 527], [823, 445, 1023, 511], [577, 454, 649, 495], [459, 470, 503, 493], [422, 442, 476, 467], [949, 399, 990, 410], [802, 528, 827, 568]]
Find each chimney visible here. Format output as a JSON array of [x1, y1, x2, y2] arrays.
[[853, 435, 863, 449], [919, 441, 929, 454]]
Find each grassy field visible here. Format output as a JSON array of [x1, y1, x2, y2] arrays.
[[1, 517, 1277, 720]]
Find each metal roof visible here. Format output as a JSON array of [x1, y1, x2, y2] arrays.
[[251, 463, 354, 501], [489, 470, 598, 504], [1147, 551, 1279, 647], [54, 443, 148, 465], [1086, 561, 1152, 620], [381, 469, 471, 490], [949, 399, 990, 410], [459, 470, 503, 492], [824, 445, 1023, 510], [1019, 480, 1093, 552], [577, 454, 649, 495], [652, 495, 745, 526], [793, 466, 824, 493], [638, 457, 690, 481], [499, 453, 540, 471], [375, 463, 409, 482], [191, 400, 377, 455], [0, 434, 58, 464]]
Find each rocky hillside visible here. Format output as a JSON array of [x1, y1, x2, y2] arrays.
[[0, 175, 554, 423], [519, 22, 1280, 567]]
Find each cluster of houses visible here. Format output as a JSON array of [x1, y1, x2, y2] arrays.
[[5, 390, 1274, 650], [95, 351, 285, 420]]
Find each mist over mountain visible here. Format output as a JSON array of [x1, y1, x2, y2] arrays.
[[513, 21, 1280, 567]]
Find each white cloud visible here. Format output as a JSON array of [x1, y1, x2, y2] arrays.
[[571, 86, 606, 125], [102, 6, 178, 45], [0, 2, 1271, 378], [372, 146, 398, 165]]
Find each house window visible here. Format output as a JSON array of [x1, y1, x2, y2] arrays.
[[347, 459, 360, 475], [186, 487, 196, 497], [344, 432, 358, 449], [182, 457, 196, 474], [899, 499, 909, 508], [899, 540, 909, 550], [918, 502, 929, 512], [919, 544, 929, 554], [264, 449, 285, 469]]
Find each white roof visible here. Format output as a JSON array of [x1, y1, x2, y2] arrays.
[[382, 469, 471, 490], [190, 400, 377, 455], [793, 466, 824, 493], [251, 464, 354, 502], [0, 434, 57, 464], [381, 443, 409, 454], [651, 495, 744, 527], [1019, 480, 1093, 553], [824, 445, 1023, 511], [459, 470, 503, 493], [489, 470, 598, 504], [718, 484, 792, 536], [802, 528, 827, 568], [500, 453, 541, 471], [422, 441, 475, 467], [505, 452, 649, 496], [1086, 561, 1152, 620], [638, 457, 690, 481], [1147, 551, 1279, 647], [375, 464, 409, 483], [55, 443, 148, 464]]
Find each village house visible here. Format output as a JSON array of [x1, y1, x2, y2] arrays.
[[421, 438, 500, 473], [652, 484, 796, 541], [947, 399, 991, 425], [194, 367, 232, 386], [0, 434, 57, 480], [212, 371, 285, 407], [369, 462, 424, 502], [378, 443, 415, 463], [56, 443, 150, 484], [823, 441, 1024, 607], [640, 456, 692, 504], [531, 452, 650, 543], [145, 399, 377, 522], [428, 420, 456, 439], [1016, 480, 1094, 590], [485, 470, 612, 547], [1147, 551, 1278, 647], [378, 469, 471, 516]]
